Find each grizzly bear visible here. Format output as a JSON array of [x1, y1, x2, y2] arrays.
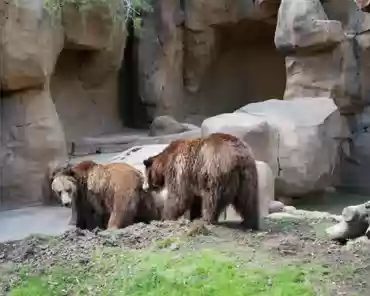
[[53, 160, 163, 231], [143, 132, 260, 230]]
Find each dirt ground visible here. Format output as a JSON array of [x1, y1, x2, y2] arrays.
[[1, 214, 370, 295]]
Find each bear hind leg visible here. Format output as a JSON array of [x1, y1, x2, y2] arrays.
[[233, 180, 259, 231], [107, 197, 138, 230], [200, 191, 222, 224]]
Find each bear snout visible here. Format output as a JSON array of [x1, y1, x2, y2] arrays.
[[60, 194, 72, 207]]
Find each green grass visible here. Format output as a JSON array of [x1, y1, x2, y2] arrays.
[[9, 248, 317, 296]]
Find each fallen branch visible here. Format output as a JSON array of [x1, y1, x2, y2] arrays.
[[325, 201, 370, 243]]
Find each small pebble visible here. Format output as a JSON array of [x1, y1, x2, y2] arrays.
[[268, 201, 285, 213], [283, 206, 297, 213]]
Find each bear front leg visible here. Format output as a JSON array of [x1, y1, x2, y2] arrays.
[[107, 211, 122, 230], [69, 199, 77, 225]]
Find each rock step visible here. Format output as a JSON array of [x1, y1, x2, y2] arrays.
[[69, 130, 201, 156]]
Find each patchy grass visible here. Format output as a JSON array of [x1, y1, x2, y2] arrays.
[[2, 216, 370, 295], [9, 247, 318, 296]]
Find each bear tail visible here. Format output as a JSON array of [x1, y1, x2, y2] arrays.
[[234, 162, 260, 230]]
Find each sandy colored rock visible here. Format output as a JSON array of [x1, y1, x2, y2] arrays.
[[201, 113, 279, 175], [202, 97, 351, 197], [256, 161, 275, 217], [0, 0, 64, 91], [283, 49, 344, 104], [275, 0, 344, 53], [50, 29, 127, 143], [138, 0, 184, 119], [269, 201, 285, 214], [0, 89, 68, 209], [137, 0, 286, 122], [62, 3, 116, 50], [283, 206, 297, 213], [149, 116, 198, 137], [237, 97, 348, 197], [340, 108, 370, 193]]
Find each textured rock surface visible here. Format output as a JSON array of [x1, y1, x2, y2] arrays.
[[256, 160, 275, 217], [50, 30, 127, 142], [138, 0, 184, 119], [203, 98, 350, 197], [238, 97, 350, 196], [139, 0, 286, 121], [149, 115, 198, 137], [0, 1, 125, 209], [323, 0, 370, 193], [202, 113, 279, 175], [1, 89, 68, 209], [275, 0, 344, 53], [0, 0, 63, 91], [275, 0, 347, 111], [340, 107, 370, 193], [62, 4, 116, 50]]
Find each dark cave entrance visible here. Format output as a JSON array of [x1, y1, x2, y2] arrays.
[[119, 19, 150, 129]]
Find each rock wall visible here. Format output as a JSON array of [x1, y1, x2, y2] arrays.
[[0, 0, 127, 210], [51, 4, 127, 142], [327, 0, 370, 194], [138, 0, 286, 121]]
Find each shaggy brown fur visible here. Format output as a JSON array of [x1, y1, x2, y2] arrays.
[[60, 160, 163, 231], [143, 132, 260, 230]]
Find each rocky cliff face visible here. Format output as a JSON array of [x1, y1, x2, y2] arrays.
[[3, 0, 370, 209], [139, 0, 286, 119], [0, 0, 127, 209]]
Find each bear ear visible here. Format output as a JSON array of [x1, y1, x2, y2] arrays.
[[143, 157, 153, 168], [65, 160, 96, 179]]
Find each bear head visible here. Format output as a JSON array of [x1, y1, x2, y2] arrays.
[[50, 160, 97, 207], [51, 174, 77, 207], [143, 156, 165, 192]]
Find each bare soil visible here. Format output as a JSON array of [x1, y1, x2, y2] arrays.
[[1, 215, 370, 295]]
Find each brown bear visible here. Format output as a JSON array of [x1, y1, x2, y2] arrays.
[[143, 132, 260, 230], [53, 160, 163, 231]]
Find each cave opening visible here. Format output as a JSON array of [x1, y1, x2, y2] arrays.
[[187, 19, 286, 117], [50, 47, 125, 144], [118, 18, 150, 129]]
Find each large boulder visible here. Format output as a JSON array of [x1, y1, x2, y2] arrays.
[[148, 115, 199, 137], [62, 3, 116, 50], [202, 97, 350, 197], [108, 144, 274, 218], [274, 0, 353, 112], [274, 0, 344, 53], [202, 113, 279, 175]]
